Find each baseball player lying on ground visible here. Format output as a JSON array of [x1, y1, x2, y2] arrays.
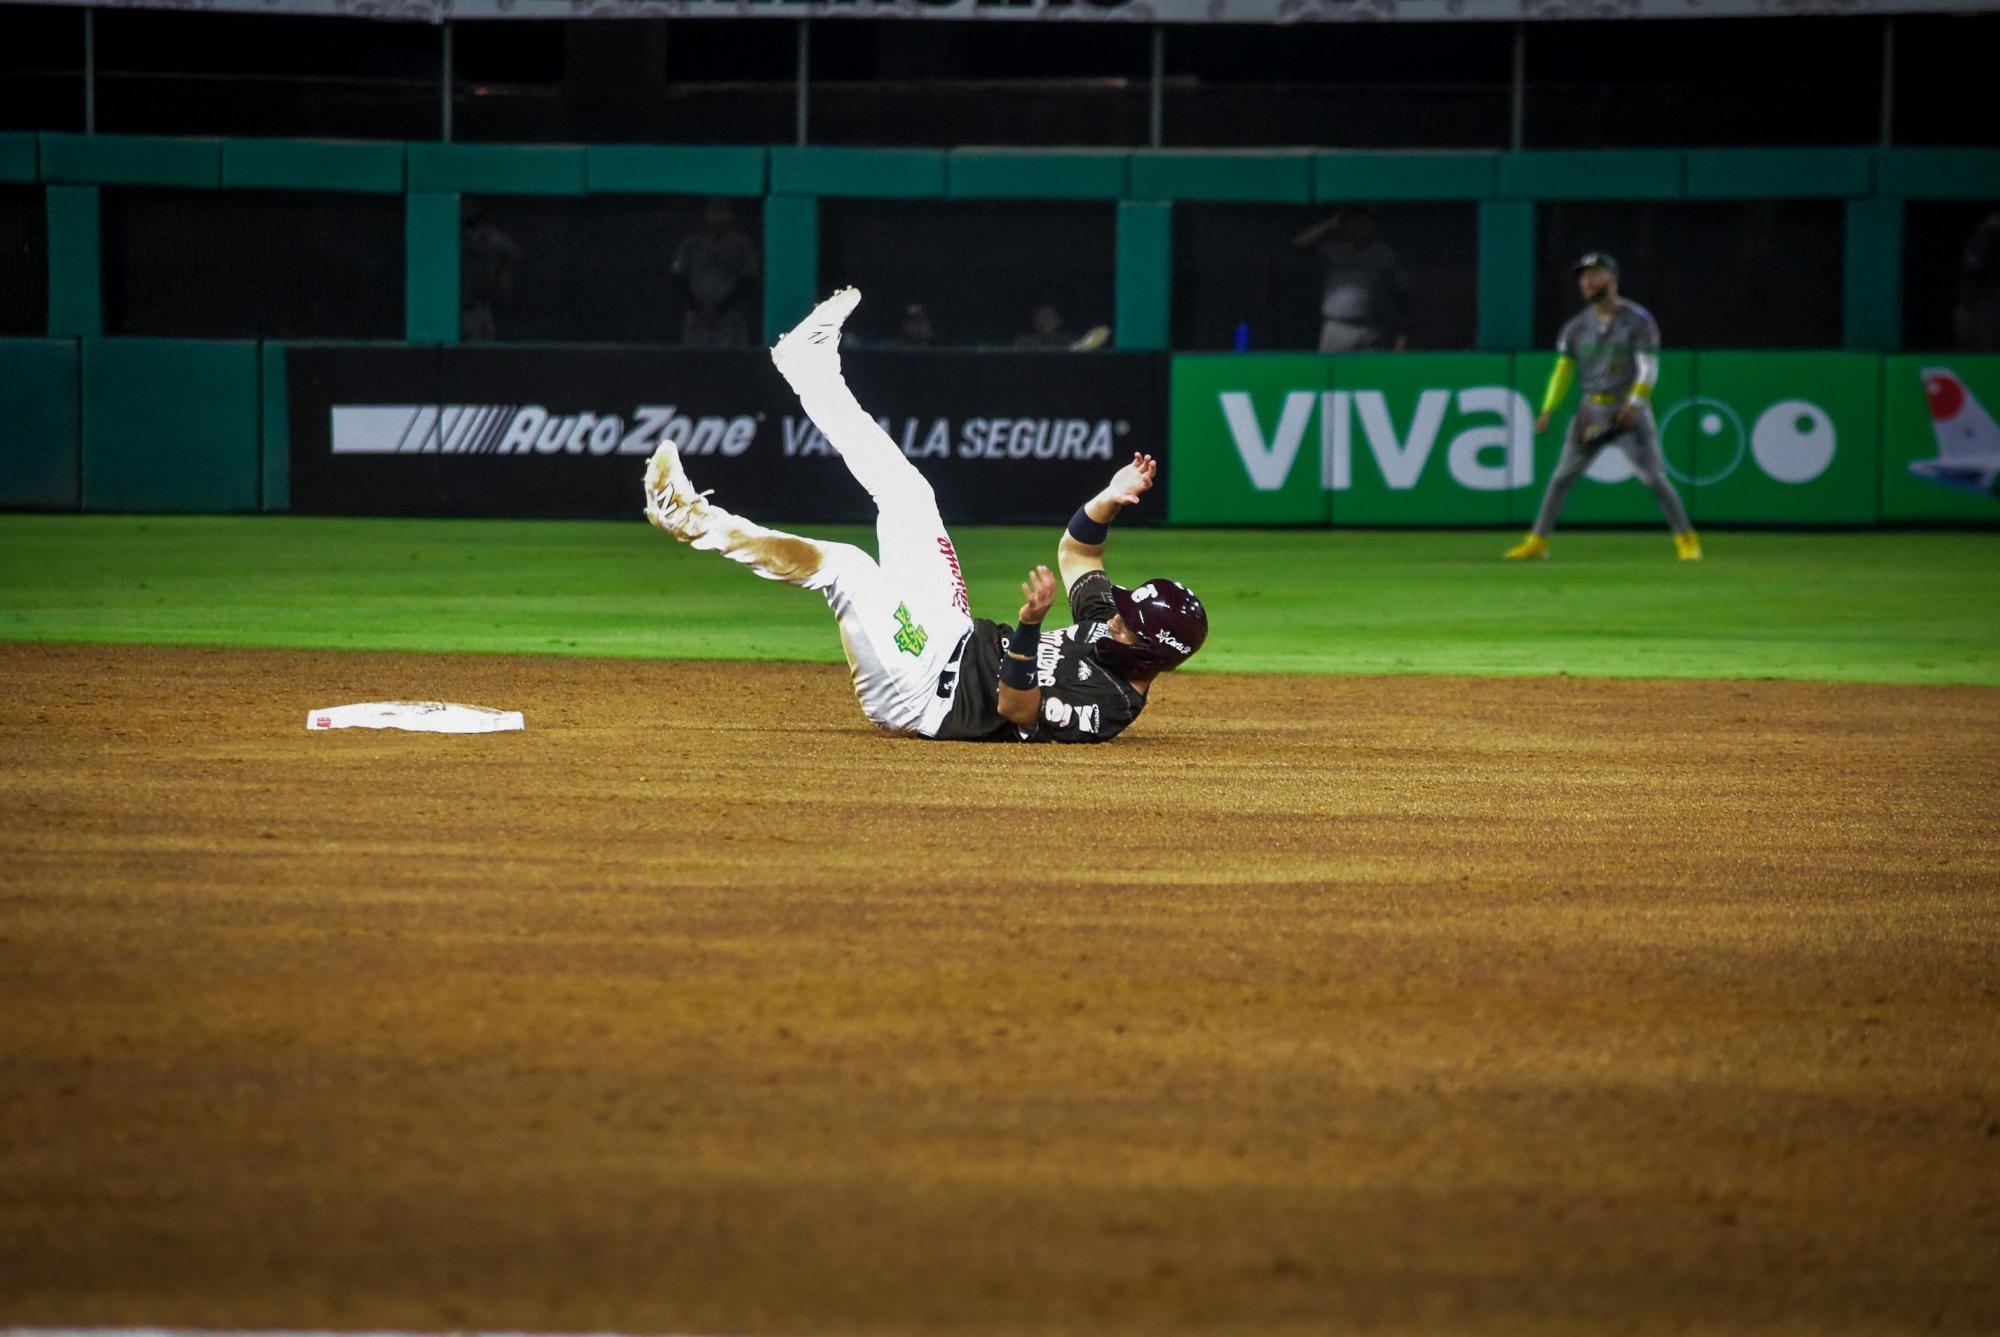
[[641, 286, 1208, 743]]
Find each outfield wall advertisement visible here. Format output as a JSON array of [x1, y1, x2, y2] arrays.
[[287, 346, 1164, 525], [1166, 352, 1957, 528], [1880, 357, 2000, 523]]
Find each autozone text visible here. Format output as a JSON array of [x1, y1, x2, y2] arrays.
[[495, 405, 757, 457], [782, 416, 1124, 461]]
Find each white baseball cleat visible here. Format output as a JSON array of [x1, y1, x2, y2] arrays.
[[771, 286, 861, 379], [642, 439, 714, 541]]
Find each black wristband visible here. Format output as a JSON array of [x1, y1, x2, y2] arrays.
[[999, 622, 1041, 690], [1066, 506, 1110, 546], [999, 652, 1037, 691]]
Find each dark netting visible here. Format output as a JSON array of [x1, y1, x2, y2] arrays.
[[460, 194, 754, 345], [817, 199, 1117, 350], [1525, 19, 1878, 149], [101, 188, 403, 340], [1892, 15, 2000, 149], [0, 186, 49, 337], [0, 4, 84, 134], [809, 23, 1151, 149], [456, 19, 797, 146], [1903, 200, 2000, 354], [1535, 201, 1845, 350], [92, 10, 440, 141], [1173, 203, 1478, 353], [1161, 24, 1511, 150]]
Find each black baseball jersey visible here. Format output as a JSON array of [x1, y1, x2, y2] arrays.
[[932, 570, 1147, 744]]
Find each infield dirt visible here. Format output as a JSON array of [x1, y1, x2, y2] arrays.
[[2, 642, 1996, 1336]]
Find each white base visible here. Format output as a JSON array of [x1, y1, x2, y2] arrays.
[[306, 701, 524, 734]]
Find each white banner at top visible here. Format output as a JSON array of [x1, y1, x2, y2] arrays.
[[16, 0, 2000, 19]]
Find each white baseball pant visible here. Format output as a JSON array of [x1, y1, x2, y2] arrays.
[[683, 357, 974, 737]]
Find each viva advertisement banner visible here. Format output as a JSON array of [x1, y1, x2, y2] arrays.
[[1172, 352, 1888, 527], [1679, 353, 1880, 525], [1168, 354, 1521, 526], [1879, 355, 2000, 524], [288, 346, 1163, 526]]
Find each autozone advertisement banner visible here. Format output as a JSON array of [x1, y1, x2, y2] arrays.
[[19, 0, 1992, 22], [1168, 352, 1895, 527], [286, 345, 1164, 526]]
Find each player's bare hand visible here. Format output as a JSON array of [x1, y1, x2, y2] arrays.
[[1616, 403, 1639, 428], [1106, 453, 1157, 506], [1019, 564, 1057, 624], [1534, 411, 1552, 434]]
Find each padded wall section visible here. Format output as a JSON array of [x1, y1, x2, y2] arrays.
[[0, 338, 81, 509], [1115, 201, 1171, 353], [768, 148, 947, 199], [1476, 201, 1533, 353], [45, 185, 101, 338], [40, 133, 223, 189], [222, 139, 407, 194], [762, 195, 819, 345], [406, 193, 460, 344], [1313, 153, 1497, 202], [585, 146, 767, 197], [1128, 151, 1313, 203], [81, 338, 261, 513], [946, 151, 1129, 200], [1845, 199, 1903, 353], [407, 144, 587, 196]]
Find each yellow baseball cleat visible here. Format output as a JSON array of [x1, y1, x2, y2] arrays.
[[1503, 533, 1549, 561], [1674, 530, 1703, 562]]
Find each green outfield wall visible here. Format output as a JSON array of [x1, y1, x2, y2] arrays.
[[4, 135, 1999, 523], [1166, 351, 1997, 527], [5, 338, 1996, 526], [4, 134, 1999, 347]]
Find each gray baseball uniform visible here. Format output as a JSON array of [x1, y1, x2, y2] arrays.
[[1532, 298, 1691, 536]]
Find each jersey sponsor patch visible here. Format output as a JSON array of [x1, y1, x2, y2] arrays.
[[1074, 704, 1102, 734]]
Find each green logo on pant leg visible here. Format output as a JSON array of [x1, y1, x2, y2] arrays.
[[893, 603, 928, 657]]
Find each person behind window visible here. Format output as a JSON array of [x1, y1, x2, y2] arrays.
[[671, 197, 760, 350], [461, 203, 523, 342], [1956, 209, 2000, 353], [1014, 303, 1076, 350], [895, 303, 937, 347], [1292, 205, 1411, 354]]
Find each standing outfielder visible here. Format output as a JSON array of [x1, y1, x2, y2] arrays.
[[642, 287, 1208, 743], [1505, 252, 1702, 562]]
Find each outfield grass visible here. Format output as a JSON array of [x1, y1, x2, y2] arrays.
[[3, 515, 1998, 684]]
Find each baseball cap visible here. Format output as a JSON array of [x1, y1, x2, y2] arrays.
[[1572, 252, 1620, 275]]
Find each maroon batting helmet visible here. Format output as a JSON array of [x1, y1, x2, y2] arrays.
[[1097, 579, 1208, 676]]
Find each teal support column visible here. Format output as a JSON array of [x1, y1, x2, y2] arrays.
[[46, 186, 101, 338], [1477, 200, 1535, 351], [763, 194, 818, 344], [1115, 200, 1171, 352], [1844, 199, 1902, 352], [261, 341, 290, 513], [406, 192, 460, 343]]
